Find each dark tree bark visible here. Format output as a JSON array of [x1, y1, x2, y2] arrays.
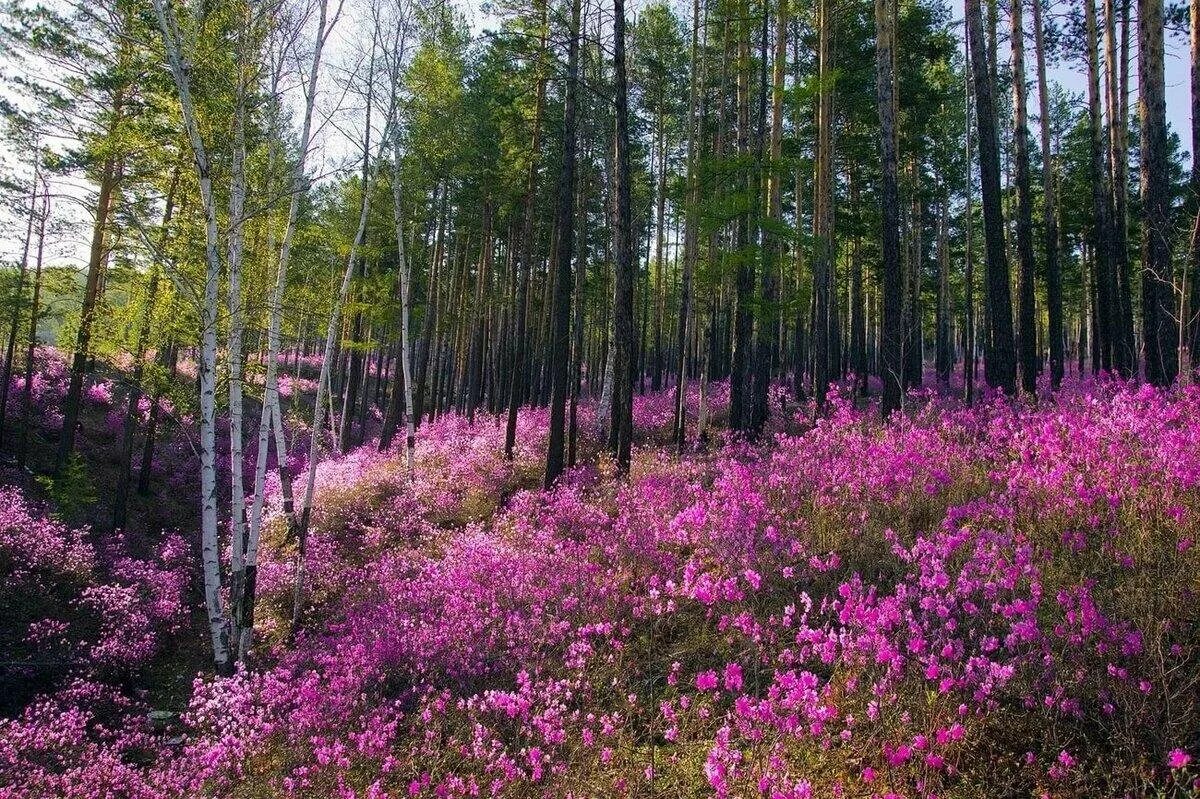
[[964, 46, 977, 403], [114, 165, 179, 529], [877, 0, 903, 417], [751, 0, 778, 433], [544, 0, 580, 488], [138, 341, 177, 495], [1084, 0, 1117, 373], [569, 130, 590, 467], [935, 194, 952, 384], [505, 2, 549, 460], [966, 0, 1016, 394], [1011, 0, 1037, 393], [1188, 0, 1200, 372], [675, 0, 702, 450], [1106, 0, 1137, 376], [651, 108, 666, 393], [58, 94, 124, 471], [466, 202, 493, 423], [903, 169, 922, 390], [1139, 0, 1177, 385], [812, 0, 834, 410], [1032, 0, 1064, 389], [415, 185, 446, 424], [16, 184, 48, 470], [338, 176, 371, 452], [849, 176, 867, 394], [610, 0, 635, 473], [729, 0, 754, 431]]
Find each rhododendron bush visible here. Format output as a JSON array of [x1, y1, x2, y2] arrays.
[[2, 378, 1199, 798]]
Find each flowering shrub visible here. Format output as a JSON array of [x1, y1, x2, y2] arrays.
[[2, 374, 1199, 798], [84, 380, 115, 406], [3, 345, 69, 430], [0, 487, 191, 761]]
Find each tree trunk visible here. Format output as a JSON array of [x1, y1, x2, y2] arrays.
[[611, 0, 635, 473], [729, 0, 753, 431], [812, 0, 834, 411], [1032, 0, 1063, 389], [57, 96, 123, 472], [153, 0, 232, 675], [651, 108, 666, 393], [935, 193, 952, 384], [0, 158, 40, 446], [751, 0, 779, 431], [1011, 0, 1037, 393], [675, 0, 702, 450], [16, 183, 48, 471], [877, 0, 902, 416], [569, 137, 590, 467], [1106, 0, 1137, 376], [114, 165, 179, 531], [965, 0, 1016, 394], [964, 45, 976, 403], [1084, 0, 1117, 373], [505, 1, 548, 460], [386, 125, 418, 475], [226, 31, 251, 631], [1188, 0, 1200, 371], [1139, 0, 1177, 385], [416, 187, 446, 423], [466, 203, 493, 423], [544, 0, 580, 488]]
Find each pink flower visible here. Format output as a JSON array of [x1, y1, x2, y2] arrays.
[[1169, 749, 1191, 769], [723, 662, 744, 693], [695, 670, 719, 692]]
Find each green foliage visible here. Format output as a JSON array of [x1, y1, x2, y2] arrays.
[[36, 453, 97, 522]]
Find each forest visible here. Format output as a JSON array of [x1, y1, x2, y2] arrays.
[[0, 0, 1199, 795]]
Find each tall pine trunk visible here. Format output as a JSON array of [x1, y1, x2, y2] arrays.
[[0, 158, 40, 446], [544, 0, 580, 487], [57, 94, 123, 472], [966, 0, 1016, 394], [1139, 0, 1177, 385], [1011, 0, 1037, 393], [610, 0, 635, 473], [17, 183, 48, 470], [114, 166, 179, 531], [505, 1, 548, 460], [1032, 0, 1063, 389], [877, 0, 902, 417], [1085, 0, 1117, 372]]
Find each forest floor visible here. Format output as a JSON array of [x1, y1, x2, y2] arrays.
[[1, 353, 1199, 798]]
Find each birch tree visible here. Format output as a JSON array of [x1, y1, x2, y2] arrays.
[[152, 0, 234, 675], [380, 0, 417, 475], [239, 0, 342, 660], [294, 7, 403, 631]]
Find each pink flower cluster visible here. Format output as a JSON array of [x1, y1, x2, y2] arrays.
[[2, 374, 1199, 798], [0, 488, 192, 793]]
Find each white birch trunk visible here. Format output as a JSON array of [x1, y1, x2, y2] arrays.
[[227, 20, 249, 632], [294, 27, 399, 630], [241, 0, 338, 660], [390, 130, 416, 476], [153, 0, 232, 675]]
